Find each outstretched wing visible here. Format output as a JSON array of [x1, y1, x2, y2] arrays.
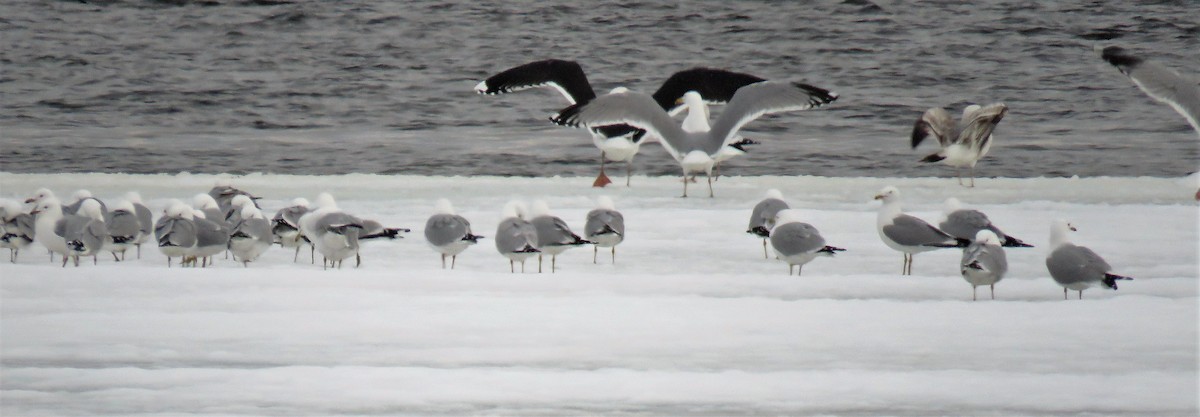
[[912, 107, 955, 149], [474, 59, 597, 105], [956, 103, 1007, 149], [552, 90, 689, 160], [708, 81, 838, 149], [653, 68, 768, 115], [1099, 46, 1200, 133]]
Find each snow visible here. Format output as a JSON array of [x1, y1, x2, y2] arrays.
[[1, 173, 1197, 416]]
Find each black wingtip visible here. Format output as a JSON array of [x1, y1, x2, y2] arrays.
[[517, 244, 541, 253], [791, 82, 839, 107], [818, 245, 846, 254], [1001, 236, 1034, 248], [1102, 273, 1133, 290], [920, 153, 945, 163], [747, 226, 771, 238], [1099, 46, 1142, 74], [462, 233, 484, 243]]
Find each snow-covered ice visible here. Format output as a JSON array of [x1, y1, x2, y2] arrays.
[[1, 173, 1197, 416]]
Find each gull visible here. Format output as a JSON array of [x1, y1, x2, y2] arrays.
[[187, 209, 230, 268], [584, 196, 624, 265], [874, 186, 969, 275], [554, 81, 837, 197], [224, 194, 257, 225], [123, 192, 154, 259], [192, 193, 229, 230], [960, 230, 1008, 301], [62, 189, 109, 217], [911, 103, 1008, 187], [31, 197, 71, 265], [155, 201, 198, 268], [1098, 46, 1199, 134], [747, 189, 790, 259], [46, 199, 109, 267], [208, 182, 260, 214], [229, 205, 273, 267], [476, 60, 768, 187], [24, 188, 58, 209], [938, 198, 1033, 248], [299, 193, 404, 270], [272, 198, 312, 263], [0, 199, 36, 263], [495, 200, 540, 273], [424, 199, 482, 269], [530, 200, 591, 273], [770, 209, 845, 276], [104, 199, 143, 261], [1046, 220, 1133, 300]]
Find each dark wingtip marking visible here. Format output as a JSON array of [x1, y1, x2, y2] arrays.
[[1099, 46, 1142, 74], [920, 153, 945, 163], [1102, 273, 1134, 290], [819, 245, 846, 254], [791, 82, 839, 107], [1001, 236, 1034, 248], [747, 226, 770, 238]]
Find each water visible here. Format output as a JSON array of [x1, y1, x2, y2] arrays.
[[1, 0, 1197, 178]]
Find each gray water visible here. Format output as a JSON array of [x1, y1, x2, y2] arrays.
[[1, 0, 1197, 178]]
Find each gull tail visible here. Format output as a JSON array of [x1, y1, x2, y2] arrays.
[[818, 245, 846, 256], [1102, 273, 1134, 290], [747, 226, 770, 238], [517, 244, 541, 253], [1001, 235, 1034, 248], [569, 234, 593, 246], [462, 233, 484, 243]]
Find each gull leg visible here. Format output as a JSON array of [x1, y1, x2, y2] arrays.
[[681, 174, 689, 198], [1078, 290, 1083, 300], [593, 152, 612, 188], [441, 254, 446, 269], [796, 265, 802, 277], [521, 261, 525, 273], [707, 173, 714, 198], [136, 244, 141, 259], [552, 254, 557, 273], [593, 245, 598, 264], [61, 255, 67, 268], [168, 257, 172, 268], [311, 245, 315, 264], [1063, 287, 1067, 300], [763, 239, 768, 259], [113, 252, 120, 262], [969, 167, 976, 188], [626, 160, 633, 187], [973, 286, 977, 301], [93, 255, 97, 265], [789, 264, 794, 276], [611, 246, 616, 264], [510, 259, 514, 273], [538, 254, 543, 273], [451, 255, 457, 270], [713, 162, 721, 182], [990, 284, 995, 300], [356, 253, 361, 268]]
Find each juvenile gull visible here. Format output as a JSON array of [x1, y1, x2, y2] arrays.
[[554, 81, 837, 197], [477, 60, 768, 187], [530, 200, 591, 273], [495, 201, 540, 273], [1046, 219, 1133, 300], [0, 199, 36, 263], [272, 198, 311, 263], [229, 205, 273, 267], [424, 199, 482, 269], [155, 201, 198, 268], [960, 230, 1008, 301], [747, 189, 790, 259], [911, 103, 1008, 187], [874, 186, 969, 275], [770, 209, 845, 276], [104, 199, 142, 261], [1098, 46, 1200, 134], [938, 198, 1032, 248], [584, 196, 624, 265]]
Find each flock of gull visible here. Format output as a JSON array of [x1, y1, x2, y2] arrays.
[[2, 45, 1193, 301]]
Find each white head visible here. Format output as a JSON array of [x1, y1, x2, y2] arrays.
[[25, 188, 56, 205], [873, 186, 901, 203], [943, 197, 963, 213], [765, 189, 784, 200], [774, 209, 804, 225], [0, 199, 23, 220], [78, 199, 104, 220], [192, 193, 220, 210], [679, 91, 711, 132], [240, 204, 265, 220], [1050, 219, 1077, 248], [596, 196, 616, 210], [165, 202, 193, 220], [434, 198, 455, 215], [30, 197, 63, 218], [609, 86, 630, 94], [529, 200, 552, 218], [214, 178, 233, 188], [313, 193, 337, 210], [502, 200, 527, 220], [291, 197, 310, 208], [230, 194, 254, 209], [112, 199, 136, 214], [123, 191, 145, 205], [192, 208, 207, 219], [70, 189, 93, 204], [974, 229, 1002, 246]]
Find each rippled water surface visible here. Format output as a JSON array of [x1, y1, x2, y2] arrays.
[[1, 0, 1197, 177]]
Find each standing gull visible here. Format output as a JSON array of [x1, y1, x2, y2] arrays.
[[62, 199, 110, 267], [31, 198, 71, 266], [476, 60, 767, 187], [530, 200, 591, 273], [747, 189, 790, 259], [874, 186, 969, 275], [495, 201, 540, 273], [229, 205, 273, 267], [554, 81, 837, 197], [938, 198, 1033, 248], [770, 209, 845, 276], [960, 230, 1008, 301], [124, 192, 154, 259], [188, 209, 230, 268], [911, 103, 1008, 187], [0, 199, 35, 263], [104, 199, 142, 261], [62, 189, 109, 216], [584, 196, 624, 264], [155, 201, 197, 268], [1046, 220, 1133, 300], [272, 198, 312, 263], [424, 199, 482, 269], [1098, 46, 1199, 134]]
